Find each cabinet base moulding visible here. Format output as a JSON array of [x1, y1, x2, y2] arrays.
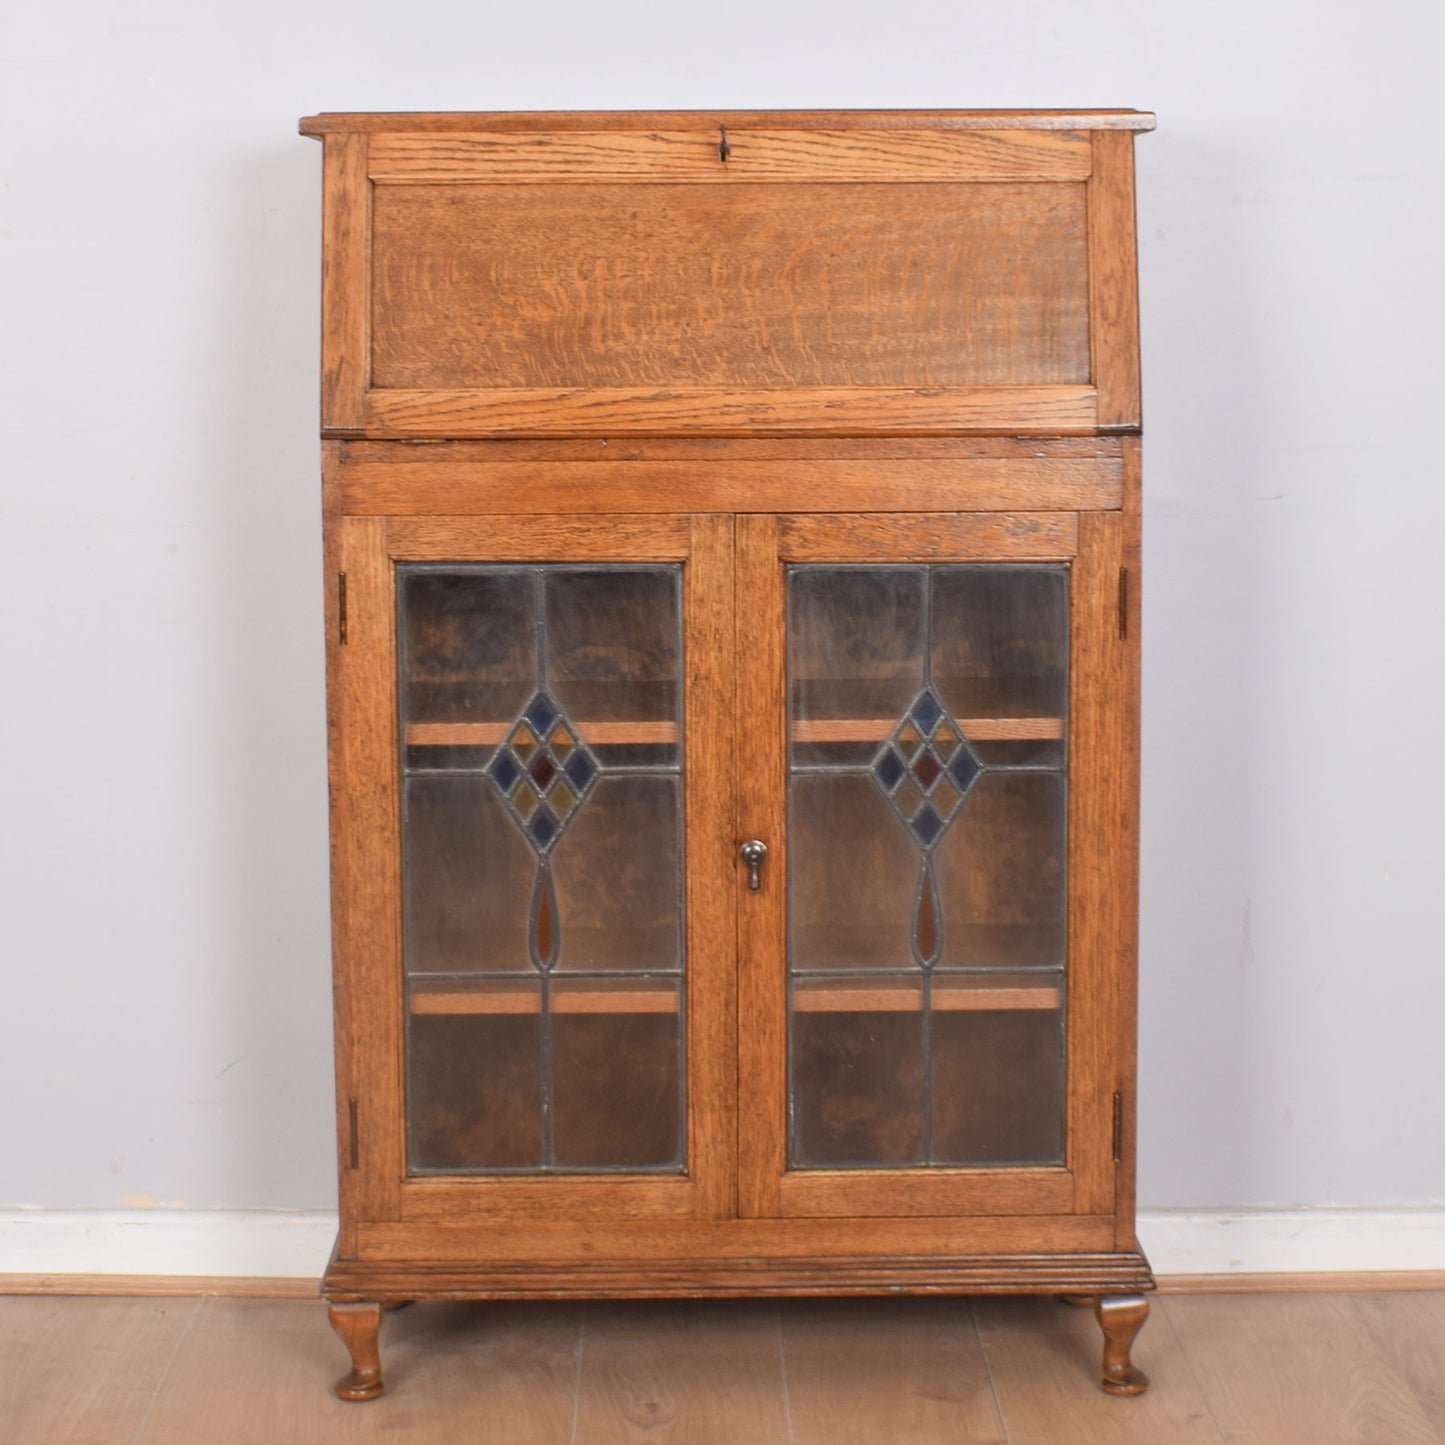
[[321, 1247, 1154, 1300]]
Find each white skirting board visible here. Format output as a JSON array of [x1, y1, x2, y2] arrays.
[[1, 1207, 1444, 1281]]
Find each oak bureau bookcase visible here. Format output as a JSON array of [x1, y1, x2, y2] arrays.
[[300, 108, 1157, 1401]]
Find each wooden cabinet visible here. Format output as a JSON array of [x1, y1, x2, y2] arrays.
[[301, 108, 1156, 1402]]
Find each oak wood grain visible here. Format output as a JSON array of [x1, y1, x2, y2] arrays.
[[683, 514, 739, 1221], [778, 512, 1079, 562], [733, 514, 788, 1219], [358, 385, 1100, 440], [409, 979, 679, 1016], [345, 1217, 1127, 1266], [339, 455, 1125, 517], [776, 1167, 1076, 1220], [1067, 512, 1130, 1220], [791, 979, 1063, 1012], [392, 1176, 698, 1226], [791, 715, 1063, 743], [325, 1248, 1148, 1302], [1088, 132, 1143, 430], [370, 180, 1087, 392], [367, 128, 1092, 183], [302, 110, 1157, 135], [337, 518, 404, 1226], [321, 442, 360, 1259], [319, 134, 369, 432], [340, 435, 1127, 463], [387, 514, 690, 562], [1114, 434, 1144, 1246]]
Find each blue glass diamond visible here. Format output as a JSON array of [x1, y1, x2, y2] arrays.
[[911, 805, 943, 846], [911, 690, 943, 734], [528, 807, 559, 849], [488, 750, 521, 794], [563, 751, 595, 791], [525, 693, 557, 736], [874, 749, 905, 791], [949, 749, 980, 792]]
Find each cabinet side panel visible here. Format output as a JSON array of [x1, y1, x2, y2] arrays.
[[1087, 132, 1142, 430], [322, 445, 357, 1253], [320, 135, 371, 433], [1115, 438, 1143, 1246], [337, 518, 404, 1221], [1067, 511, 1127, 1217]]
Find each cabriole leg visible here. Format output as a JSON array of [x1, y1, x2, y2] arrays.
[[328, 1301, 385, 1401], [1094, 1294, 1150, 1396]]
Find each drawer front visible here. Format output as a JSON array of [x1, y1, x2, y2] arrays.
[[318, 122, 1141, 438]]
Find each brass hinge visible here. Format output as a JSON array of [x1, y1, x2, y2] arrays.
[[338, 572, 349, 646], [1112, 1092, 1124, 1163], [1118, 567, 1130, 640], [347, 1098, 359, 1170]]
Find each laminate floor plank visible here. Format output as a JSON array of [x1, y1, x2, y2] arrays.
[[975, 1295, 1223, 1444], [6, 1287, 1445, 1444], [1166, 1292, 1441, 1445], [134, 1298, 580, 1445], [1351, 1290, 1445, 1429], [780, 1297, 1008, 1444], [0, 1295, 198, 1445], [573, 1300, 790, 1444]]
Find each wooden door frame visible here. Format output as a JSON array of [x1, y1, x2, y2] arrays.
[[735, 510, 1126, 1220], [330, 512, 737, 1243]]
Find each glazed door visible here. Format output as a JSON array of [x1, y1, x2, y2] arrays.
[[334, 514, 735, 1233], [736, 511, 1127, 1221]]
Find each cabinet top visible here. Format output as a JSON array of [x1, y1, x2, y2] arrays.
[[300, 109, 1155, 137]]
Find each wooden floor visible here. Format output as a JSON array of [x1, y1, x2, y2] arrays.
[[2, 1290, 1443, 1443]]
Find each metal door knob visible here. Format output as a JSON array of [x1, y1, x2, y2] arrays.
[[739, 839, 768, 891]]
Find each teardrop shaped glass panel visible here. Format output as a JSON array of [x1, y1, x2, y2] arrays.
[[529, 862, 560, 971], [913, 858, 941, 968]]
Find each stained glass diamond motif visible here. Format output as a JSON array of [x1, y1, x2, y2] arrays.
[[525, 694, 557, 735], [488, 691, 601, 855], [875, 749, 905, 792], [871, 687, 982, 850], [913, 751, 942, 790], [489, 750, 521, 794], [912, 805, 944, 846]]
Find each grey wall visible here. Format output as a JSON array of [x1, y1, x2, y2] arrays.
[[2, 1, 1441, 1213]]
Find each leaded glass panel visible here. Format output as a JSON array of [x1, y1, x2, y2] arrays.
[[787, 565, 1068, 1170], [400, 565, 684, 1175]]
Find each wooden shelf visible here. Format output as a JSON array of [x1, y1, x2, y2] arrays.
[[410, 978, 680, 1016], [793, 977, 1061, 1013], [408, 720, 676, 747], [407, 716, 1060, 748], [793, 717, 1062, 743]]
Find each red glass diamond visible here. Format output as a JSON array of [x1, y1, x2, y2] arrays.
[[913, 750, 942, 789]]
